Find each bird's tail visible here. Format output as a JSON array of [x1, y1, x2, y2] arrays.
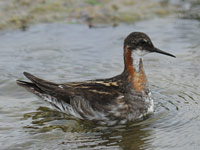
[[16, 79, 44, 96], [16, 72, 71, 110]]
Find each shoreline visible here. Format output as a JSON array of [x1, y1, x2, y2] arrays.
[[0, 0, 180, 30]]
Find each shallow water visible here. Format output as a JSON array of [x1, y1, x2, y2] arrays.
[[0, 17, 200, 150]]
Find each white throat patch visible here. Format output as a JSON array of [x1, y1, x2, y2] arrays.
[[132, 50, 149, 72]]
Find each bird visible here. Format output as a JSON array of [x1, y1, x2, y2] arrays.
[[16, 32, 175, 125]]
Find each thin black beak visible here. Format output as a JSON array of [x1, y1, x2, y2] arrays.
[[153, 47, 176, 58]]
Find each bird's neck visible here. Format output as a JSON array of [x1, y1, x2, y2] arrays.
[[123, 47, 148, 92]]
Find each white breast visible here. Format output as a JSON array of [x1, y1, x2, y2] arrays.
[[145, 92, 154, 114]]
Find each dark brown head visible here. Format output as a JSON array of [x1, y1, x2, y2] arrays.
[[124, 32, 175, 58]]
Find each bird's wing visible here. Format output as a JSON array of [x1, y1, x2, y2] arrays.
[[17, 72, 122, 105]]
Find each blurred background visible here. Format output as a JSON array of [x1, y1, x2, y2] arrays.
[[0, 0, 200, 150], [0, 0, 199, 30]]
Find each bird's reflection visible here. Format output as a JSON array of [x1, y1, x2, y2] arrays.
[[23, 106, 154, 150]]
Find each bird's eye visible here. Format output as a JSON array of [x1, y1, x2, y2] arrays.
[[139, 39, 147, 45]]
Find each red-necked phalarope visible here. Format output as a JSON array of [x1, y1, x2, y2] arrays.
[[17, 32, 175, 125]]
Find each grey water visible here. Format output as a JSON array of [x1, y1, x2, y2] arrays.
[[0, 17, 200, 150]]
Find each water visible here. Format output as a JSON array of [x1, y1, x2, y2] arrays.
[[0, 17, 200, 150]]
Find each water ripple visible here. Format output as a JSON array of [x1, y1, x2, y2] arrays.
[[0, 18, 200, 150]]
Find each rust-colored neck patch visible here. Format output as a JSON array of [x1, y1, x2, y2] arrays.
[[124, 47, 148, 92]]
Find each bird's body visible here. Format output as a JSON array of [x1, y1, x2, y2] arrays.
[[17, 32, 175, 125]]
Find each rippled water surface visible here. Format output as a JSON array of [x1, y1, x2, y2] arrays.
[[0, 18, 200, 150]]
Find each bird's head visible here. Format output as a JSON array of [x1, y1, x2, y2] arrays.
[[124, 32, 175, 58]]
